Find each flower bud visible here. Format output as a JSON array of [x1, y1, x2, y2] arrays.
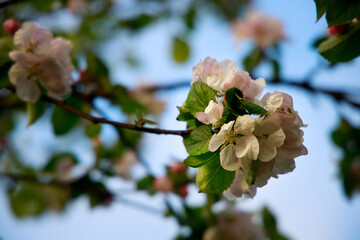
[[169, 162, 187, 175], [178, 184, 188, 198], [328, 23, 347, 35], [153, 176, 174, 193], [3, 18, 20, 36]]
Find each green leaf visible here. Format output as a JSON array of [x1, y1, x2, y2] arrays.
[[184, 151, 218, 168], [326, 0, 360, 27], [27, 101, 47, 127], [225, 87, 246, 115], [172, 37, 190, 63], [243, 47, 264, 74], [9, 184, 46, 217], [318, 24, 360, 62], [314, 0, 328, 21], [182, 81, 217, 117], [86, 54, 109, 78], [196, 155, 235, 193], [177, 106, 194, 122], [137, 176, 154, 190], [183, 125, 213, 156], [262, 207, 290, 240], [242, 100, 268, 115], [51, 96, 83, 136], [119, 14, 154, 30], [85, 124, 102, 138]]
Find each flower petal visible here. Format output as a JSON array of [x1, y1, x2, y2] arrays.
[[234, 115, 256, 136], [208, 121, 234, 151], [258, 140, 277, 162], [235, 135, 259, 160], [16, 76, 41, 103], [220, 144, 241, 171], [268, 128, 286, 148]]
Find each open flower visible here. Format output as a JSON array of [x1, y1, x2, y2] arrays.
[[233, 10, 285, 48], [8, 22, 74, 103], [195, 97, 224, 125], [209, 115, 260, 171], [192, 57, 265, 98]]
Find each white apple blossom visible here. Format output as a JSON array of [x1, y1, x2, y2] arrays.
[[224, 92, 307, 199], [209, 114, 285, 172], [8, 22, 74, 103], [203, 206, 263, 240], [233, 10, 285, 48], [192, 57, 265, 98], [195, 97, 224, 126]]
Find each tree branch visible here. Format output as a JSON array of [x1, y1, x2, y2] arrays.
[[6, 85, 191, 137], [0, 0, 22, 8]]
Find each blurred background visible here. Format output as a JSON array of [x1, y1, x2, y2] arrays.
[[0, 0, 360, 239]]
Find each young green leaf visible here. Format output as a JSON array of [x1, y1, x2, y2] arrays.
[[326, 0, 360, 27], [27, 101, 47, 127], [85, 124, 102, 138], [184, 151, 218, 168], [196, 155, 235, 194], [51, 96, 83, 136], [225, 87, 246, 115], [318, 24, 360, 62], [182, 81, 217, 116], [172, 37, 190, 63], [183, 125, 213, 156], [314, 0, 328, 21], [242, 100, 268, 115]]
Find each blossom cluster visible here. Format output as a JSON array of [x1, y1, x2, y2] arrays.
[[192, 57, 307, 198], [8, 22, 74, 103], [232, 10, 285, 48]]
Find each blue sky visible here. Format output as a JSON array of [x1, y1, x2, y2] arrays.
[[1, 0, 360, 239]]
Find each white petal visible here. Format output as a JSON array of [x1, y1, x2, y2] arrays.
[[14, 22, 53, 53], [9, 51, 40, 68], [258, 140, 277, 162], [220, 144, 241, 171], [234, 115, 256, 136], [273, 158, 295, 175], [255, 114, 281, 135], [208, 121, 234, 151], [16, 77, 41, 103], [268, 128, 286, 148], [195, 112, 214, 125], [243, 78, 266, 99], [265, 92, 283, 112], [235, 135, 259, 160], [38, 57, 71, 97], [8, 63, 28, 85]]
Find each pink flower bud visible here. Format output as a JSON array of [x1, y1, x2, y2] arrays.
[[153, 176, 174, 194], [169, 162, 187, 175], [328, 24, 347, 35], [3, 18, 20, 36], [178, 185, 188, 198]]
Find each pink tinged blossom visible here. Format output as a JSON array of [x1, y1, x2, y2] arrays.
[[223, 171, 257, 199], [243, 78, 266, 99], [169, 162, 187, 175], [254, 114, 286, 162], [8, 22, 75, 103], [9, 63, 41, 103], [192, 57, 237, 93], [14, 22, 53, 54], [3, 18, 20, 36], [153, 176, 174, 194], [195, 97, 224, 125], [233, 10, 285, 48]]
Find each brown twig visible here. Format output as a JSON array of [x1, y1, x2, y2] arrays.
[[5, 85, 191, 136]]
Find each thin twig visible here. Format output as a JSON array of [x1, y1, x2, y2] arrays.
[[6, 85, 191, 136]]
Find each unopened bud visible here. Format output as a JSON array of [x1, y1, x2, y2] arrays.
[[3, 18, 20, 36]]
